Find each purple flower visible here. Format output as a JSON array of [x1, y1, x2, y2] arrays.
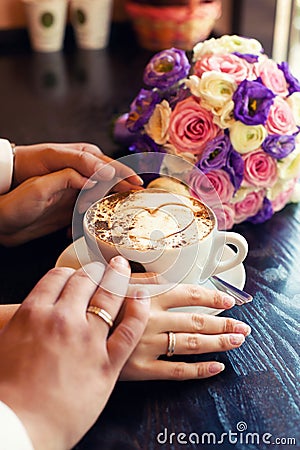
[[278, 62, 300, 94], [197, 134, 231, 172], [247, 197, 273, 224], [129, 134, 162, 154], [126, 89, 160, 132], [163, 84, 191, 109], [143, 48, 191, 90], [225, 148, 244, 191], [262, 134, 295, 159], [233, 52, 259, 63], [129, 137, 165, 184], [233, 79, 275, 125]]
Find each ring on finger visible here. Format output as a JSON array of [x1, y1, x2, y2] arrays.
[[87, 305, 114, 329], [166, 331, 176, 357]]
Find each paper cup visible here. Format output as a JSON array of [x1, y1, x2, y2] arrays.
[[70, 0, 113, 50], [22, 0, 68, 52]]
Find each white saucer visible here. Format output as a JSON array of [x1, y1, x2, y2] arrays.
[[55, 237, 246, 316]]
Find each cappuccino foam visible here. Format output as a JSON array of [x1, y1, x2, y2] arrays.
[[85, 190, 215, 251]]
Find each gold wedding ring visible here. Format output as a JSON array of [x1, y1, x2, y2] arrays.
[[166, 331, 176, 357], [87, 305, 114, 329]]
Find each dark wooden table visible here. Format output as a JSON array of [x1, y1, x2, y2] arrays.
[[0, 25, 299, 450]]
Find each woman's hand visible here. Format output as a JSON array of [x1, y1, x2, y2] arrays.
[[120, 282, 251, 381], [0, 257, 150, 450]]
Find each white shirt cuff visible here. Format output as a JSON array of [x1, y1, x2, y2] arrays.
[[0, 400, 34, 450], [0, 139, 14, 194]]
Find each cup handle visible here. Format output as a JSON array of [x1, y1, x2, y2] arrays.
[[197, 231, 248, 283], [212, 231, 248, 275]]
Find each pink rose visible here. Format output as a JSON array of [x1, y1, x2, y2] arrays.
[[271, 178, 297, 212], [266, 96, 298, 135], [234, 189, 265, 223], [194, 53, 254, 84], [188, 169, 234, 208], [255, 59, 289, 97], [242, 149, 278, 188], [169, 97, 220, 156], [213, 203, 235, 230]]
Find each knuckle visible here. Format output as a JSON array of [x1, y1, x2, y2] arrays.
[[223, 318, 235, 333], [117, 323, 138, 348], [185, 285, 202, 305], [218, 334, 229, 350], [48, 309, 70, 335], [196, 364, 207, 378], [48, 267, 75, 279], [191, 313, 205, 331], [212, 291, 226, 308], [171, 362, 189, 380], [186, 335, 200, 351]]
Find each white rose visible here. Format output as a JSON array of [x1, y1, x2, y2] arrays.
[[219, 35, 263, 56], [185, 74, 201, 97], [160, 146, 197, 180], [213, 100, 235, 129], [144, 100, 171, 145], [290, 181, 300, 203], [198, 71, 237, 112], [193, 35, 263, 61], [266, 178, 296, 201], [287, 92, 300, 126], [230, 186, 261, 203], [277, 144, 300, 180], [163, 143, 197, 165], [229, 121, 267, 153]]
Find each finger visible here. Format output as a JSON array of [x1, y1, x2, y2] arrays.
[[157, 332, 246, 357], [56, 262, 106, 312], [99, 154, 144, 186], [23, 267, 76, 306], [130, 272, 165, 284], [146, 311, 251, 335], [112, 180, 144, 193], [122, 360, 225, 381], [41, 143, 116, 181], [36, 168, 94, 198], [108, 288, 150, 369], [59, 142, 103, 157], [87, 256, 131, 334], [154, 283, 236, 311]]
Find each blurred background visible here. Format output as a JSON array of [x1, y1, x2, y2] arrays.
[[0, 0, 299, 77]]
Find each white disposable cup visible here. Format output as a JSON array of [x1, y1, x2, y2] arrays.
[[70, 0, 113, 50], [83, 190, 248, 284], [22, 0, 68, 52]]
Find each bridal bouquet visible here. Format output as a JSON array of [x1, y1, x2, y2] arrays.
[[116, 35, 300, 229]]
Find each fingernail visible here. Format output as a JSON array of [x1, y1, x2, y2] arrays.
[[96, 164, 115, 179], [84, 179, 98, 189], [222, 294, 235, 308], [230, 334, 245, 345], [209, 362, 225, 374], [234, 323, 251, 336], [136, 176, 144, 186], [110, 255, 129, 267], [134, 288, 150, 303]]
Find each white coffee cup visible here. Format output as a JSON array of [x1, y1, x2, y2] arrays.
[[83, 190, 248, 284], [22, 0, 68, 52], [70, 0, 113, 50]]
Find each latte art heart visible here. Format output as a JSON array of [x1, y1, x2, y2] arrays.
[[85, 190, 215, 251]]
